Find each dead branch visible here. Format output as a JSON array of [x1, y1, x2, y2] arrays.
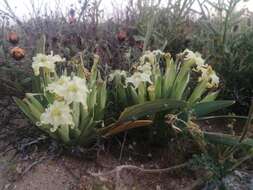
[[89, 162, 188, 177]]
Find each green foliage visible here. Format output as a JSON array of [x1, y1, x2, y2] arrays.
[[108, 50, 236, 146], [192, 100, 235, 118], [118, 99, 187, 123]]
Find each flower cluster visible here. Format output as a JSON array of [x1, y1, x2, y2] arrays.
[[32, 53, 65, 76], [183, 49, 220, 88], [124, 50, 160, 88], [30, 53, 91, 133]]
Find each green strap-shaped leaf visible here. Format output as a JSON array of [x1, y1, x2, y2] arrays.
[[163, 59, 177, 98], [118, 99, 187, 123], [26, 93, 45, 113], [187, 80, 208, 105], [170, 72, 189, 100], [24, 98, 42, 120], [204, 131, 253, 147], [201, 91, 220, 102], [87, 86, 97, 111], [98, 81, 107, 109], [138, 82, 147, 103], [128, 86, 139, 104], [13, 97, 37, 124], [72, 102, 80, 127], [155, 75, 162, 99], [192, 100, 235, 118], [57, 125, 70, 143]]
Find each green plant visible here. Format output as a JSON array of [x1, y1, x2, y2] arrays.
[[14, 53, 107, 146], [109, 49, 231, 114], [108, 49, 235, 145]]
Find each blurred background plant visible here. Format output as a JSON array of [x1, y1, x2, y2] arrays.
[[190, 0, 253, 114]]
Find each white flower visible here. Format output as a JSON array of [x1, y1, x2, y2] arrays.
[[209, 71, 220, 88], [137, 62, 152, 75], [48, 54, 65, 63], [183, 49, 207, 71], [47, 76, 89, 107], [64, 76, 89, 106], [108, 70, 127, 82], [140, 51, 156, 65], [198, 65, 219, 88], [152, 50, 164, 56], [194, 52, 205, 69], [32, 53, 65, 76], [126, 72, 152, 88], [40, 101, 74, 132], [183, 49, 196, 61], [47, 75, 71, 95]]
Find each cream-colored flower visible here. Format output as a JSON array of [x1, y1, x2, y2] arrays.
[[137, 62, 152, 75], [183, 49, 207, 71], [140, 51, 156, 65], [126, 72, 152, 89], [49, 54, 65, 63], [108, 70, 127, 82], [32, 53, 65, 76], [47, 76, 89, 107], [209, 71, 220, 88], [198, 65, 219, 88], [183, 49, 196, 61], [152, 50, 165, 56], [40, 101, 74, 132], [195, 52, 205, 69], [63, 76, 89, 106], [47, 75, 71, 95]]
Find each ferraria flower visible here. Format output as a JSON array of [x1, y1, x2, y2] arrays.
[[140, 51, 156, 65], [137, 62, 152, 75], [140, 50, 165, 65], [108, 70, 127, 82], [183, 49, 196, 61], [47, 75, 71, 95], [198, 65, 220, 88], [126, 72, 152, 89], [47, 76, 89, 107], [32, 53, 65, 76], [40, 101, 74, 132], [152, 50, 165, 57], [183, 49, 207, 70], [194, 52, 205, 69]]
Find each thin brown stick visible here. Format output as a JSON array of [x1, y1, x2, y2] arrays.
[[89, 162, 188, 177]]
